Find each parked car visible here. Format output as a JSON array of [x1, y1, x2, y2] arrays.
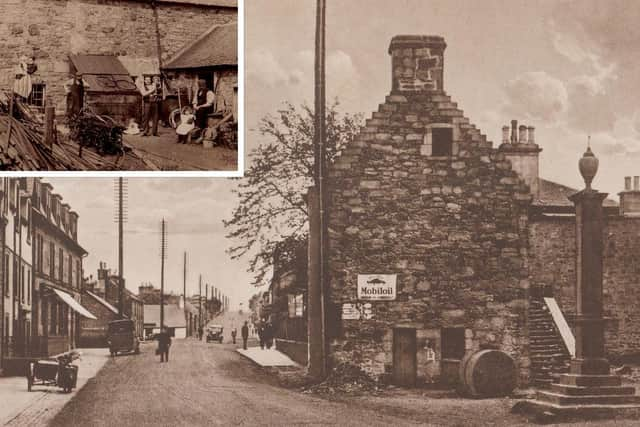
[[107, 319, 140, 356], [206, 325, 224, 343]]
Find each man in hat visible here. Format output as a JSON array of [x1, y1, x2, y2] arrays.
[[193, 79, 215, 131], [64, 72, 88, 120]]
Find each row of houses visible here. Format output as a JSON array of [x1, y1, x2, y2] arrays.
[[262, 35, 640, 388], [0, 178, 89, 374]]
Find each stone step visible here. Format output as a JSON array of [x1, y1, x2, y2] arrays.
[[559, 374, 622, 388], [551, 383, 637, 396], [537, 391, 640, 406]]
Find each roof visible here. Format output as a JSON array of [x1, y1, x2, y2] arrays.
[[163, 22, 237, 70], [86, 290, 119, 315], [144, 305, 186, 328], [69, 55, 130, 75], [156, 0, 237, 7], [82, 74, 138, 94], [117, 56, 160, 77], [534, 178, 618, 208]]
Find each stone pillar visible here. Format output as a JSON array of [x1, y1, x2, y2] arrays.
[[568, 184, 608, 375]]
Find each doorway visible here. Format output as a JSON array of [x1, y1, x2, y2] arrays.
[[392, 327, 417, 387]]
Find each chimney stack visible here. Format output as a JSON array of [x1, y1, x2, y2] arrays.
[[620, 176, 640, 216], [389, 35, 446, 93], [500, 119, 542, 197]]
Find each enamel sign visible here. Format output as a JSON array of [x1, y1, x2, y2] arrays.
[[357, 274, 397, 301]]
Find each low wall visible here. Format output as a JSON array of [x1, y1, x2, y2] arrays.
[[275, 339, 307, 366]]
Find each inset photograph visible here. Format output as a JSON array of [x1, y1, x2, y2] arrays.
[[0, 0, 238, 171]]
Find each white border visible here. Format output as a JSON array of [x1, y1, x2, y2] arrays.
[[0, 0, 245, 178]]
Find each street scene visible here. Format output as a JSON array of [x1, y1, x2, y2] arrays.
[[0, 0, 238, 171], [2, 0, 640, 426]]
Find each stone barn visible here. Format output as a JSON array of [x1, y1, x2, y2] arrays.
[[0, 0, 237, 114], [325, 35, 640, 388]]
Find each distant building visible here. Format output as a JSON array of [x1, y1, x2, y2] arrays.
[[79, 288, 119, 347], [143, 304, 186, 339]]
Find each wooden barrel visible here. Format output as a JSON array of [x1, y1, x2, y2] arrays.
[[458, 349, 517, 398]]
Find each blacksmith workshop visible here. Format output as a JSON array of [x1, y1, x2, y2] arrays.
[[0, 0, 238, 171]]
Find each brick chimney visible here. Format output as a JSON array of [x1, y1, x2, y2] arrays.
[[389, 35, 446, 93], [619, 176, 640, 216], [499, 119, 542, 197]]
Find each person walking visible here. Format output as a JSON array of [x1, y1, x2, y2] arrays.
[[241, 321, 249, 350], [265, 322, 274, 350], [198, 325, 204, 341], [257, 322, 265, 350], [157, 327, 172, 363], [231, 327, 237, 344]]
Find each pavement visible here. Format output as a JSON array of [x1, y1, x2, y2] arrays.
[[236, 347, 298, 367], [0, 348, 109, 426], [123, 126, 237, 171]]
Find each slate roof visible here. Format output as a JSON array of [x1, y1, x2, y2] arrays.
[[69, 55, 129, 75], [534, 178, 618, 208], [144, 305, 186, 328], [163, 22, 237, 69]]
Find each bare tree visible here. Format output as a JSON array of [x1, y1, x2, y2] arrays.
[[224, 101, 362, 286]]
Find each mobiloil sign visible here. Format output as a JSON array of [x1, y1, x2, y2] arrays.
[[357, 274, 397, 301]]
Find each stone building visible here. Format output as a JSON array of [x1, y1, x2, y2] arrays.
[[0, 0, 237, 114], [0, 178, 34, 374], [29, 178, 95, 357], [324, 35, 640, 388]]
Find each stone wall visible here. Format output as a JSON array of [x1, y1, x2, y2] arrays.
[[0, 0, 236, 112], [327, 38, 533, 385], [529, 215, 640, 358]]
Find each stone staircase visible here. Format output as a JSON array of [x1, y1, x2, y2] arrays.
[[529, 297, 571, 388]]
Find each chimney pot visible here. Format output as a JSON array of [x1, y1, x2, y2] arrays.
[[527, 126, 535, 144], [502, 126, 510, 144], [625, 176, 632, 191], [511, 120, 518, 144], [518, 125, 528, 144], [635, 176, 639, 191]]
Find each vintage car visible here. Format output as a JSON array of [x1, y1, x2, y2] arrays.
[[107, 319, 140, 356], [206, 325, 224, 343]]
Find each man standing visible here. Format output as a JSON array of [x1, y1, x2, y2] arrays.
[[139, 75, 160, 136], [157, 327, 172, 363], [64, 72, 88, 120], [193, 79, 215, 131], [198, 325, 204, 341], [241, 321, 249, 350]]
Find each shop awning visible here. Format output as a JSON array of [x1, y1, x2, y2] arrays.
[[51, 288, 97, 320]]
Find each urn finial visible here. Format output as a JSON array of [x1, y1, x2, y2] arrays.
[[579, 136, 599, 190]]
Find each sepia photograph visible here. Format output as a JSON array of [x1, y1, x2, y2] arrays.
[[1, 0, 640, 426], [0, 0, 238, 172]]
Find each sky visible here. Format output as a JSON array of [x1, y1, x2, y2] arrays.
[[46, 178, 254, 311], [246, 0, 640, 196]]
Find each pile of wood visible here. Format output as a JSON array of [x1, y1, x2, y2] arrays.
[[68, 110, 125, 155], [0, 92, 149, 170]]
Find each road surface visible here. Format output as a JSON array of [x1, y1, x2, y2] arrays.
[[49, 339, 418, 426]]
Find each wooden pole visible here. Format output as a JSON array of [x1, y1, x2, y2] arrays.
[[3, 94, 14, 151], [160, 219, 166, 330], [309, 0, 328, 380], [118, 178, 124, 317], [44, 105, 55, 150]]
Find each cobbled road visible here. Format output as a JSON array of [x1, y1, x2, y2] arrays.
[[49, 339, 417, 426]]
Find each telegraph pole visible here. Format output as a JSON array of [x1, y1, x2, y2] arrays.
[[308, 0, 328, 380], [198, 275, 202, 330], [114, 178, 127, 317], [160, 219, 166, 330], [205, 284, 209, 324], [183, 251, 187, 333]]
